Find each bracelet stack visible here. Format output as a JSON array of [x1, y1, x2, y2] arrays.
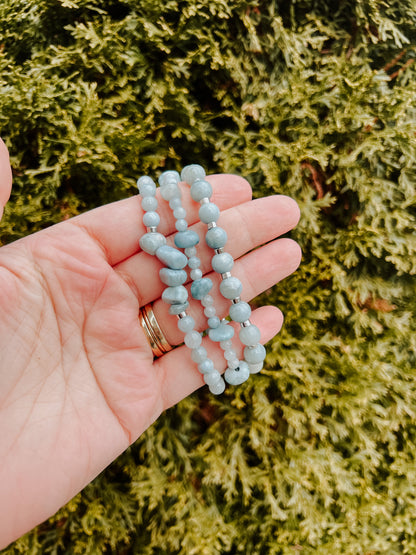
[[137, 164, 266, 395]]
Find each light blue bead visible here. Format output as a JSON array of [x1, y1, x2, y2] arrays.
[[139, 183, 156, 197], [173, 207, 186, 219], [208, 322, 235, 342], [141, 196, 158, 212], [229, 301, 252, 323], [156, 245, 188, 269], [184, 330, 202, 349], [142, 211, 160, 227], [211, 252, 234, 273], [191, 346, 208, 363], [209, 378, 226, 395], [160, 182, 180, 201], [208, 316, 220, 329], [204, 370, 222, 386], [190, 180, 213, 202], [175, 219, 188, 232], [162, 285, 188, 305], [198, 359, 215, 374], [137, 175, 156, 194], [239, 324, 261, 346], [191, 278, 213, 300], [178, 315, 195, 333], [159, 268, 187, 286], [206, 227, 227, 249], [188, 256, 200, 269], [224, 361, 250, 386], [169, 301, 189, 315], [244, 344, 266, 364], [220, 277, 242, 300], [174, 230, 200, 249], [199, 202, 220, 224], [169, 197, 182, 209], [181, 164, 206, 184], [158, 170, 180, 186], [248, 362, 264, 374], [139, 232, 166, 255]]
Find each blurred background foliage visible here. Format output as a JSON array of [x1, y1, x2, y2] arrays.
[[1, 0, 416, 553]]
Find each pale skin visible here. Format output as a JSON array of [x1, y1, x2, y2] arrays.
[[0, 139, 301, 548]]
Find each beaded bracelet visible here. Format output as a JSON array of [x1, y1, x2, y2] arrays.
[[137, 165, 266, 394]]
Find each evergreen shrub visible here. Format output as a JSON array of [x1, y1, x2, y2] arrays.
[[1, 0, 416, 553]]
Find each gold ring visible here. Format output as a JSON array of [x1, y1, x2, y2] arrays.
[[139, 303, 173, 358]]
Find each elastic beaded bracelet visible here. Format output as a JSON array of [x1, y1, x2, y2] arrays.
[[138, 174, 226, 395]]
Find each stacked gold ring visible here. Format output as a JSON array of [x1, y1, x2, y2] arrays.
[[139, 303, 173, 358]]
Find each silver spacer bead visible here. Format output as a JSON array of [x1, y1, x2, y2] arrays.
[[200, 197, 210, 204], [242, 320, 252, 327], [177, 312, 188, 319], [148, 226, 157, 233], [207, 221, 217, 230], [232, 297, 241, 304], [221, 271, 232, 280], [215, 247, 224, 254]]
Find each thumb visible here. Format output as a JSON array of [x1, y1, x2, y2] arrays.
[[0, 138, 12, 222]]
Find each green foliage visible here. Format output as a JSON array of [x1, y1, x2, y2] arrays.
[[1, 0, 416, 552]]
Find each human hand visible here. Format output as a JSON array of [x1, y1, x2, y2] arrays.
[[0, 168, 301, 548], [0, 139, 12, 222]]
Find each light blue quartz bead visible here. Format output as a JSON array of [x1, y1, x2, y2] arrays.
[[190, 180, 213, 202], [209, 378, 226, 395], [160, 182, 180, 201], [178, 315, 195, 333], [158, 170, 180, 186], [162, 285, 188, 305], [244, 344, 266, 364], [181, 164, 206, 185], [159, 268, 187, 286], [198, 359, 215, 374], [188, 256, 200, 269], [211, 252, 234, 273], [207, 316, 220, 329], [169, 301, 189, 315], [248, 362, 264, 374], [224, 361, 250, 385], [204, 370, 222, 386], [199, 202, 220, 224], [220, 277, 243, 300], [141, 196, 158, 212], [239, 324, 261, 346], [229, 301, 251, 322], [137, 175, 156, 194], [142, 211, 160, 228], [175, 219, 188, 231], [139, 232, 166, 255], [184, 330, 202, 348], [174, 230, 200, 249], [155, 245, 188, 269], [205, 227, 227, 249], [191, 278, 213, 300], [191, 346, 208, 363], [208, 322, 235, 342]]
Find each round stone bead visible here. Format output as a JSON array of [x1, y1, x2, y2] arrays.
[[156, 245, 188, 269], [141, 196, 158, 212], [188, 256, 201, 269], [239, 324, 261, 346], [139, 232, 166, 255], [191, 278, 213, 300], [244, 344, 266, 364], [204, 370, 222, 386], [191, 346, 208, 363], [209, 378, 226, 395], [158, 170, 180, 186], [185, 246, 197, 257], [137, 175, 156, 193], [139, 183, 156, 197], [211, 252, 234, 273], [248, 362, 264, 374], [201, 294, 214, 307], [190, 180, 213, 202], [204, 306, 216, 318], [199, 202, 220, 224], [227, 358, 240, 370], [162, 285, 188, 305], [173, 207, 186, 219], [224, 361, 250, 386], [174, 230, 199, 249], [169, 197, 182, 210], [169, 301, 189, 315], [190, 269, 202, 280], [184, 330, 202, 349], [208, 316, 221, 329], [181, 164, 206, 185], [177, 315, 195, 333], [159, 268, 187, 287], [175, 219, 188, 232], [224, 348, 237, 361], [229, 301, 252, 323], [208, 322, 235, 342], [198, 359, 215, 374], [142, 211, 160, 228], [206, 227, 227, 249], [220, 277, 243, 300], [160, 183, 180, 201]]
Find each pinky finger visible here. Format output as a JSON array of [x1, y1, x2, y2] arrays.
[[156, 305, 284, 410]]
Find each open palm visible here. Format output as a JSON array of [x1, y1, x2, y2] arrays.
[[0, 169, 300, 548]]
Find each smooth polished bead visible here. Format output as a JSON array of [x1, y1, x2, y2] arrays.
[[208, 322, 235, 342], [248, 362, 264, 374], [162, 285, 188, 305], [209, 378, 226, 395], [174, 230, 199, 248], [137, 175, 156, 193], [191, 278, 213, 300], [201, 294, 214, 307], [139, 183, 156, 197], [190, 180, 213, 202], [220, 339, 233, 350], [184, 330, 202, 348], [185, 246, 197, 257], [227, 358, 240, 370], [204, 306, 216, 318], [139, 232, 167, 255], [211, 252, 234, 273], [181, 164, 206, 184], [178, 315, 195, 333], [224, 348, 237, 361], [188, 256, 201, 269], [159, 268, 187, 286], [220, 277, 243, 300], [206, 227, 227, 249], [142, 211, 161, 227], [224, 361, 250, 385], [244, 344, 266, 364], [199, 202, 220, 224], [141, 196, 158, 212], [198, 359, 215, 374], [173, 207, 187, 219], [229, 301, 252, 322], [175, 218, 188, 231], [239, 324, 261, 346], [191, 346, 208, 363], [156, 245, 188, 269], [169, 197, 182, 209], [160, 182, 180, 201], [190, 268, 202, 280], [208, 316, 221, 329], [169, 301, 189, 315], [158, 170, 180, 186], [204, 370, 222, 386]]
